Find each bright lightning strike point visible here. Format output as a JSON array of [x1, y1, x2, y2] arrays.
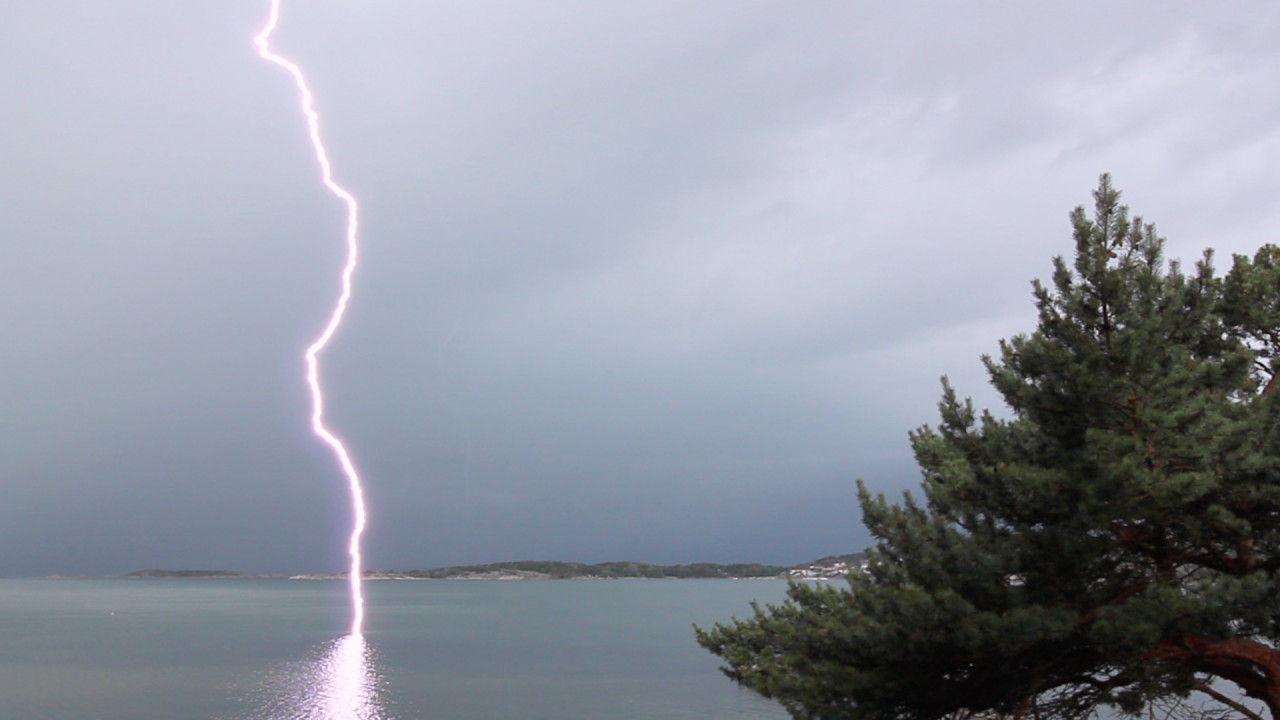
[[254, 0, 368, 638]]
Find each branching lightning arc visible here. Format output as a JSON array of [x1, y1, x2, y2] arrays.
[[254, 0, 368, 637]]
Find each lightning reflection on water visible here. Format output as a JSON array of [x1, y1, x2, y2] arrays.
[[243, 634, 387, 720]]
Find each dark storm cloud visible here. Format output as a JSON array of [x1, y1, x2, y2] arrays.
[[2, 1, 1278, 575]]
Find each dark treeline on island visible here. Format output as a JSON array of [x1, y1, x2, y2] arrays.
[[404, 554, 868, 580], [122, 553, 867, 581], [397, 560, 788, 579]]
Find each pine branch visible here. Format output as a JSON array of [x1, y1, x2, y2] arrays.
[[1193, 679, 1267, 720]]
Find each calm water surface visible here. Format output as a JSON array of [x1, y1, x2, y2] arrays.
[[0, 578, 790, 719]]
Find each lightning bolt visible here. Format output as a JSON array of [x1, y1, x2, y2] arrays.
[[254, 0, 368, 637]]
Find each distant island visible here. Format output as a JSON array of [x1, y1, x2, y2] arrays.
[[391, 560, 789, 580], [124, 553, 867, 581], [126, 569, 246, 578]]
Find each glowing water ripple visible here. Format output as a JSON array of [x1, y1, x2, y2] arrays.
[[244, 635, 388, 720]]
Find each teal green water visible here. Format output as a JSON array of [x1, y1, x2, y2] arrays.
[[0, 578, 790, 719]]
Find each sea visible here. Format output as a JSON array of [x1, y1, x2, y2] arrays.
[[0, 577, 792, 720]]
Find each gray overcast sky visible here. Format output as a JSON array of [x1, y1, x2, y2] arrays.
[[3, 1, 1279, 576]]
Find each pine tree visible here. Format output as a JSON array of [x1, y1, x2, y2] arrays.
[[697, 176, 1280, 720]]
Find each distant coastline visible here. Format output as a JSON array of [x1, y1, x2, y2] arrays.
[[125, 569, 249, 579], [118, 554, 866, 581]]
